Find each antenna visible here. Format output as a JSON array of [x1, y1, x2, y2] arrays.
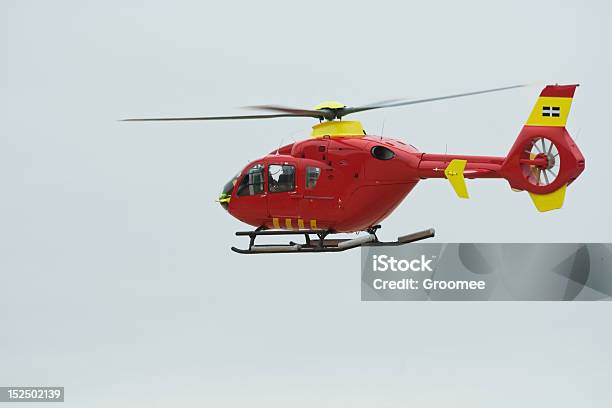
[[445, 143, 448, 165], [380, 117, 386, 139], [275, 138, 284, 155], [276, 128, 303, 154], [574, 127, 582, 141]]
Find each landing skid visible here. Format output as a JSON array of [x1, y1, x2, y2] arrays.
[[230, 226, 435, 254]]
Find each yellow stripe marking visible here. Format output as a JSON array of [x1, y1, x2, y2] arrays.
[[310, 219, 317, 229], [285, 218, 293, 229], [297, 219, 305, 229], [272, 218, 280, 229], [526, 96, 573, 127]]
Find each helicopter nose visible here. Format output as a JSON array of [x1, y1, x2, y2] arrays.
[[218, 192, 230, 211], [219, 175, 238, 211]]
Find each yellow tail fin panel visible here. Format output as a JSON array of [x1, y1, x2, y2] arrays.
[[529, 185, 567, 212], [444, 159, 469, 199], [526, 96, 573, 127]]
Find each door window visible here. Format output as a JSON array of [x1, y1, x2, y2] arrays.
[[268, 164, 295, 193], [305, 167, 321, 189]]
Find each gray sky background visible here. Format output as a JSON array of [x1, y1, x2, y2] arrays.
[[1, 0, 611, 406]]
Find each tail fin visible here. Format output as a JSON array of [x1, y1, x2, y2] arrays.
[[500, 84, 585, 211], [444, 159, 469, 199]]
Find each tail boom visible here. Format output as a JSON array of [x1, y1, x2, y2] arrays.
[[417, 153, 505, 179]]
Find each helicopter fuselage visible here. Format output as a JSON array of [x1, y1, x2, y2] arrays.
[[222, 135, 425, 232]]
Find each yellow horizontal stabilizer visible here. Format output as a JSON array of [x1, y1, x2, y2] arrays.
[[529, 184, 567, 212], [444, 159, 469, 199]]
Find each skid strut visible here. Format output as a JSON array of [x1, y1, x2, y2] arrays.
[[231, 227, 435, 254]]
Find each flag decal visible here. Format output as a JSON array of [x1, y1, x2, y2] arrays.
[[542, 106, 560, 117]]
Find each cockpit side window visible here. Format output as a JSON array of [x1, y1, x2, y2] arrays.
[[237, 164, 265, 196], [268, 164, 295, 193], [305, 166, 321, 189]]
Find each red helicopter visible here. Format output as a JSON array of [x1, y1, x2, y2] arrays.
[[124, 84, 584, 254]]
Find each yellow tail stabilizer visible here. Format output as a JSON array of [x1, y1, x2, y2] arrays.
[[444, 159, 469, 199], [529, 184, 567, 212], [526, 96, 573, 127]]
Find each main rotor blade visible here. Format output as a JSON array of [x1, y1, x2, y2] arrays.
[[121, 83, 532, 123], [120, 113, 309, 122], [246, 104, 326, 119], [341, 84, 531, 116]]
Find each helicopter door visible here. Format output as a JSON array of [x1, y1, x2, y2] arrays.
[[267, 161, 300, 229]]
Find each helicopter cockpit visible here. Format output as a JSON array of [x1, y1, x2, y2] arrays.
[[218, 163, 269, 211], [218, 159, 323, 212]]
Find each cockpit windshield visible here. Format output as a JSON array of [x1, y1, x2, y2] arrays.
[[221, 175, 238, 196], [218, 173, 238, 210]]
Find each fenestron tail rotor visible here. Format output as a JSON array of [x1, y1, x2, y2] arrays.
[[523, 137, 561, 187], [121, 83, 532, 122]]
